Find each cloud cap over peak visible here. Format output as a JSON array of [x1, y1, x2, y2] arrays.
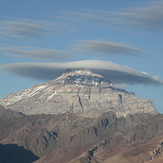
[[1, 60, 163, 86]]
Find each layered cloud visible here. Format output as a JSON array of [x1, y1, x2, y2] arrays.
[[57, 1, 163, 31], [0, 19, 70, 39], [0, 40, 147, 62], [0, 47, 73, 62], [1, 60, 163, 86], [73, 40, 148, 56]]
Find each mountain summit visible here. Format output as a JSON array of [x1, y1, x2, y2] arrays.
[[0, 69, 157, 117]]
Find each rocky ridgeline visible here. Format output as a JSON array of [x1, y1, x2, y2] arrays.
[[0, 104, 23, 120], [0, 69, 157, 117], [1, 111, 163, 163]]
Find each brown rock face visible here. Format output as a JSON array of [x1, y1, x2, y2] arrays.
[[0, 69, 157, 117], [0, 104, 23, 120], [0, 110, 163, 163], [67, 135, 163, 163]]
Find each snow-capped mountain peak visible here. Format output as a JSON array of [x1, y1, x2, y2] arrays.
[[0, 69, 157, 117]]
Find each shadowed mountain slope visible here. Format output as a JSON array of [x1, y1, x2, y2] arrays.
[[0, 143, 39, 163], [0, 110, 163, 162]]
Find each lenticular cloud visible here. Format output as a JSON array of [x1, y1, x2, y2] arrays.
[[1, 60, 163, 86]]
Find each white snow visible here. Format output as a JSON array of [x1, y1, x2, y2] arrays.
[[47, 92, 57, 101]]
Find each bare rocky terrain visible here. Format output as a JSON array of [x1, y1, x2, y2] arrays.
[[0, 69, 157, 117], [0, 110, 163, 162], [0, 69, 162, 163], [0, 104, 23, 120]]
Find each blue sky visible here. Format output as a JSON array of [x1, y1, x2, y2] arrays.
[[0, 0, 163, 113]]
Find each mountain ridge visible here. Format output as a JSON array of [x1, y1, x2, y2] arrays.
[[0, 69, 157, 117], [0, 110, 163, 163]]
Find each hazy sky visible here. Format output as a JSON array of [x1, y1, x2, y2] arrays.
[[0, 0, 163, 113]]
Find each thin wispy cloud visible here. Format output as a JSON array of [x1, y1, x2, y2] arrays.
[[73, 40, 148, 56], [107, 1, 163, 30], [1, 60, 163, 86], [0, 19, 71, 40], [0, 40, 147, 62], [0, 47, 74, 62], [57, 1, 163, 31], [56, 10, 110, 26]]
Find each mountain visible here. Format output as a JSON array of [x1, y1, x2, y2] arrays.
[[0, 104, 23, 120], [0, 111, 163, 163], [0, 69, 161, 162], [66, 135, 163, 163], [0, 69, 157, 117]]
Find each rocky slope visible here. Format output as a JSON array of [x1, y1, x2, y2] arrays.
[[0, 104, 23, 120], [67, 135, 163, 163], [0, 69, 157, 117], [1, 110, 163, 163]]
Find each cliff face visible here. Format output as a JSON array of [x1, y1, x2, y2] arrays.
[[0, 69, 157, 117]]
